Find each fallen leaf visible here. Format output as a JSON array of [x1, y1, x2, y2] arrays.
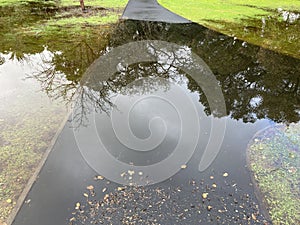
[[202, 193, 208, 199], [75, 202, 80, 210], [120, 172, 126, 177], [118, 187, 125, 191], [223, 172, 229, 177], [104, 194, 109, 200], [181, 164, 187, 169], [86, 185, 94, 190], [128, 170, 135, 176], [6, 199, 12, 204], [212, 183, 217, 188], [94, 175, 104, 180]]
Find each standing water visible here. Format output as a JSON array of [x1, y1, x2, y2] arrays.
[[0, 5, 299, 225]]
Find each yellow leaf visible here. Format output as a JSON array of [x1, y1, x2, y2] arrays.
[[202, 193, 208, 199], [75, 202, 80, 210], [223, 172, 229, 177], [86, 185, 94, 190]]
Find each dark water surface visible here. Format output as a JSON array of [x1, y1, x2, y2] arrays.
[[1, 19, 299, 225]]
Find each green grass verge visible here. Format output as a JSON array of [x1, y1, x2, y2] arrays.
[[158, 0, 300, 24], [158, 0, 300, 58], [0, 0, 126, 45], [247, 124, 300, 225], [0, 95, 67, 222]]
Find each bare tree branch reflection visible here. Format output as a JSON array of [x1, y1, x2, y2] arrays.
[[12, 20, 299, 125]]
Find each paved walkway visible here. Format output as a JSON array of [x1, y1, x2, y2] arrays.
[[9, 20, 272, 225], [122, 0, 191, 23]]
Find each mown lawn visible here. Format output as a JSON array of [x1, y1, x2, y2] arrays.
[[159, 0, 300, 58]]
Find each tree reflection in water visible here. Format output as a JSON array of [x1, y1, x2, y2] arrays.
[[6, 20, 299, 125]]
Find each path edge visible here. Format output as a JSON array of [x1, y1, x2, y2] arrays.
[[245, 125, 275, 224], [5, 108, 72, 225]]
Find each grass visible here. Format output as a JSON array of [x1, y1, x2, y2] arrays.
[[0, 0, 127, 34], [247, 124, 300, 225], [60, 0, 127, 8], [55, 0, 127, 26], [0, 92, 67, 222], [47, 13, 119, 26], [0, 0, 23, 6], [158, 0, 300, 24], [158, 0, 300, 58], [0, 0, 127, 7]]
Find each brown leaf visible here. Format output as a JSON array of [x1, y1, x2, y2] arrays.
[[86, 185, 94, 190]]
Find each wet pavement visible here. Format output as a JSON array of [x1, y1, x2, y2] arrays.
[[122, 0, 190, 23], [11, 117, 272, 225], [8, 20, 300, 225], [0, 2, 299, 224]]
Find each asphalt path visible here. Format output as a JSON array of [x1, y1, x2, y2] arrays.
[[122, 0, 191, 23]]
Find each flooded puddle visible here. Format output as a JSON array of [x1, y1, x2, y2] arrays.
[[0, 7, 299, 225], [0, 2, 114, 221], [65, 21, 299, 225]]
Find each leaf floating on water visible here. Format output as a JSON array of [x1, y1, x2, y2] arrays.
[[223, 172, 229, 177], [202, 193, 208, 199], [83, 193, 89, 198], [94, 175, 104, 180], [103, 194, 109, 201], [120, 172, 126, 177], [86, 185, 94, 190], [75, 202, 80, 210], [128, 170, 135, 176]]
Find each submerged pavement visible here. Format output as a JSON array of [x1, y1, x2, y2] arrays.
[[11, 119, 270, 225], [9, 20, 285, 225], [122, 0, 191, 23]]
